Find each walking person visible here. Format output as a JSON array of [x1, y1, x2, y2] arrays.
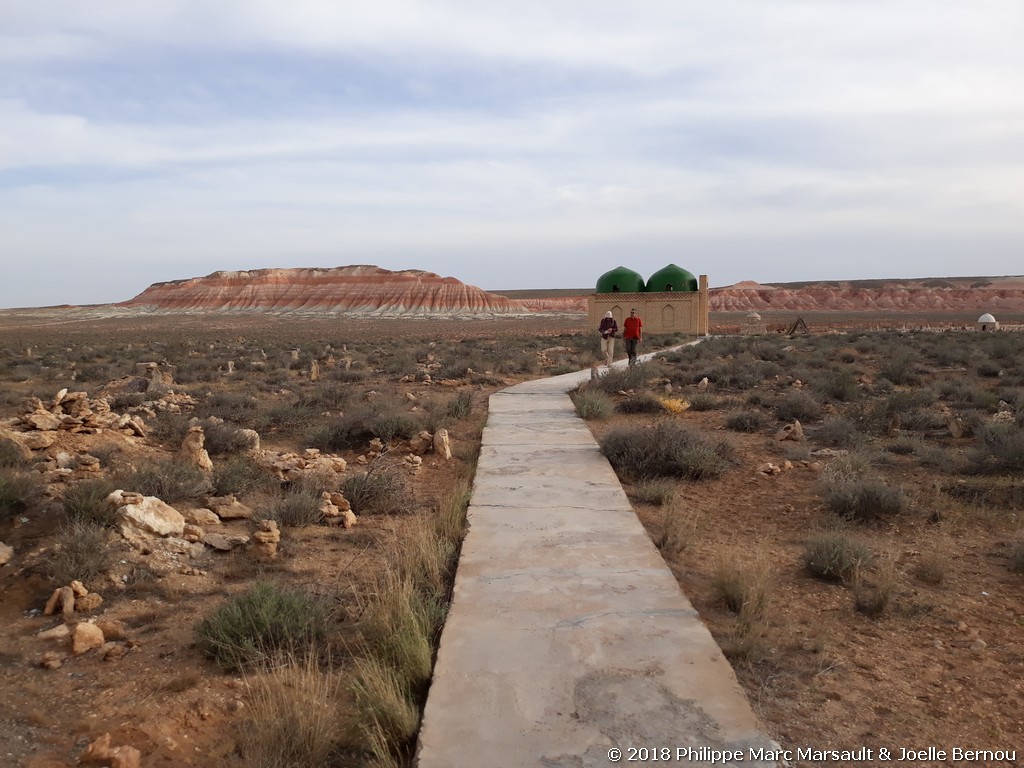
[[598, 311, 618, 367], [623, 308, 643, 366]]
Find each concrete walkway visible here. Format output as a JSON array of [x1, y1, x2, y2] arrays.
[[417, 351, 779, 767]]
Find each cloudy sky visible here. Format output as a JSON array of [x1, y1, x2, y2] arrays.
[[2, 1, 1023, 308]]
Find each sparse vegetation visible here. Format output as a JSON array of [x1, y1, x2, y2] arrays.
[[803, 531, 873, 581], [62, 478, 118, 527], [600, 421, 731, 481], [116, 458, 213, 501], [195, 581, 333, 673], [570, 386, 614, 420], [0, 469, 44, 520]]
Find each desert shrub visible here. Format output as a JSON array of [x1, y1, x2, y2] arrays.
[[116, 458, 213, 501], [332, 368, 368, 383], [107, 391, 147, 411], [968, 423, 1024, 473], [803, 531, 873, 581], [307, 409, 376, 452], [240, 654, 342, 768], [351, 655, 421, 765], [198, 419, 259, 455], [879, 353, 920, 386], [47, 520, 115, 585], [570, 387, 614, 420], [445, 391, 474, 420], [913, 552, 948, 585], [821, 476, 906, 523], [657, 503, 702, 555], [0, 438, 28, 468], [632, 480, 674, 506], [852, 557, 899, 618], [976, 361, 1003, 379], [370, 413, 422, 445], [195, 581, 332, 672], [266, 488, 324, 528], [0, 469, 44, 520], [774, 390, 823, 422], [711, 552, 772, 618], [297, 382, 353, 410], [814, 416, 863, 448], [342, 469, 408, 515], [615, 392, 665, 415], [815, 370, 860, 402], [687, 393, 718, 411], [63, 478, 119, 527], [212, 455, 277, 496], [589, 365, 655, 394], [204, 391, 260, 422], [1009, 539, 1024, 574], [600, 421, 731, 481], [725, 410, 768, 433]]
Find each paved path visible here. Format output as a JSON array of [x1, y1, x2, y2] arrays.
[[417, 352, 779, 767]]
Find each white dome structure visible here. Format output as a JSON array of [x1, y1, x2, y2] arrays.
[[977, 313, 999, 331]]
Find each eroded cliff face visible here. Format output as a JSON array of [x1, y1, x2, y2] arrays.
[[121, 267, 1024, 317], [125, 266, 540, 315], [709, 278, 1024, 313]]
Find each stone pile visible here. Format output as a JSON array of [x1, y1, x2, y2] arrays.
[[7, 389, 147, 437], [255, 448, 347, 482]]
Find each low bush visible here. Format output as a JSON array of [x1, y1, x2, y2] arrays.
[[200, 419, 259, 455], [598, 421, 737, 481], [195, 581, 333, 672], [687, 393, 718, 411], [446, 391, 474, 420], [632, 480, 675, 506], [47, 520, 115, 585], [0, 438, 29, 468], [803, 531, 873, 581], [814, 416, 863, 448], [968, 423, 1024, 473], [240, 654, 342, 768], [615, 393, 665, 415], [711, 552, 772, 619], [63, 478, 119, 527], [307, 409, 376, 452], [0, 469, 45, 521], [600, 421, 731, 481], [774, 390, 823, 422], [852, 556, 899, 618], [342, 468, 408, 515], [212, 455, 277, 496], [725, 411, 769, 433], [370, 413, 422, 445], [821, 477, 907, 523], [116, 459, 212, 501], [1009, 539, 1024, 574], [570, 387, 614, 420], [266, 488, 325, 528], [589, 365, 655, 394]]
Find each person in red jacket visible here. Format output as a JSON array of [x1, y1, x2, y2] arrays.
[[622, 308, 643, 366]]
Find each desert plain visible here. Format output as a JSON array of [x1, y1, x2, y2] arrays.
[[0, 303, 1022, 768]]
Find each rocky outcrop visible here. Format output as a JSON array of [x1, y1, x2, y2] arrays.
[[709, 277, 1024, 313], [124, 265, 553, 316]]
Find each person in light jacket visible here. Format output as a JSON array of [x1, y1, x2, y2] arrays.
[[598, 311, 618, 367]]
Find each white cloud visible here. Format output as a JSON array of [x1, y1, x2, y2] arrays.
[[2, 1, 1024, 306]]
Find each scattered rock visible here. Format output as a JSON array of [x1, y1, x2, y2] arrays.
[[182, 507, 222, 527], [79, 732, 142, 768], [100, 642, 128, 661], [433, 428, 452, 460], [72, 622, 106, 654], [204, 533, 250, 551], [776, 420, 805, 442], [205, 495, 254, 520], [39, 651, 64, 670], [112, 492, 186, 539], [38, 624, 71, 642], [75, 592, 104, 614]]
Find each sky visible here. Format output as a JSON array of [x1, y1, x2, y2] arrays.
[[2, 1, 1023, 308]]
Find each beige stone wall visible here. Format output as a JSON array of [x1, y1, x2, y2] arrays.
[[587, 275, 709, 336]]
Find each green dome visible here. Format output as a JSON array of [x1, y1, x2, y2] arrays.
[[596, 266, 645, 294], [646, 264, 697, 292]]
